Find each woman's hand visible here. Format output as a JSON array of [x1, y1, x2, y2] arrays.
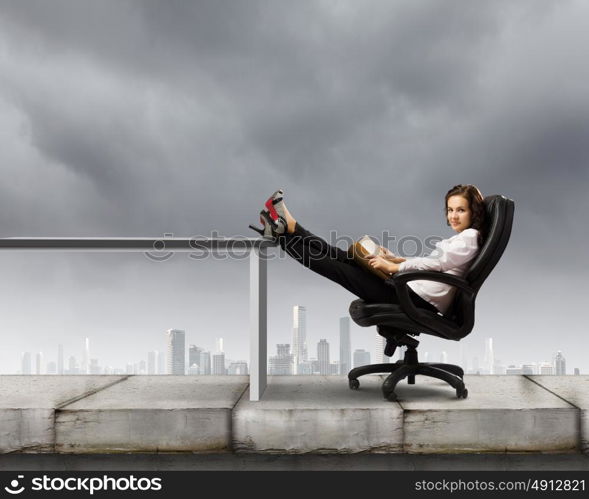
[[366, 254, 400, 275], [378, 246, 394, 258], [378, 246, 406, 264]]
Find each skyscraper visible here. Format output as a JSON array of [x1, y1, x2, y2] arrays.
[[554, 351, 566, 375], [318, 339, 330, 375], [339, 317, 351, 375], [269, 344, 293, 375], [297, 360, 313, 375], [83, 337, 90, 375], [166, 329, 186, 375], [90, 358, 100, 374], [58, 344, 64, 375], [484, 338, 494, 374], [292, 306, 307, 374], [68, 356, 79, 374], [189, 345, 203, 372], [199, 351, 211, 375], [35, 352, 43, 375], [228, 361, 248, 375], [353, 349, 370, 368], [157, 351, 165, 374], [21, 352, 32, 375], [212, 352, 226, 375], [148, 351, 157, 375], [375, 332, 389, 364]]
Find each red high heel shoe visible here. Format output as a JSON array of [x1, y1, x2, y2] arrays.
[[249, 210, 286, 239], [264, 189, 287, 226]]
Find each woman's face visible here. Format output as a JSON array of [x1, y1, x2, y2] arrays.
[[446, 195, 472, 233]]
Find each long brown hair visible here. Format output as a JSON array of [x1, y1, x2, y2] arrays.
[[444, 184, 486, 244]]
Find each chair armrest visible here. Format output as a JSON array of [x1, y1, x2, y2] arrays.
[[385, 271, 475, 329]]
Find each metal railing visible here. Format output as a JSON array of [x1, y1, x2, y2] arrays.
[[0, 236, 277, 401]]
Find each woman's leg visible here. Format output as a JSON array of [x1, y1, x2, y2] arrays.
[[278, 222, 396, 303], [281, 222, 352, 263]]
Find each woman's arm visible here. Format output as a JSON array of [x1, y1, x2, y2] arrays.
[[399, 229, 479, 273], [366, 255, 402, 275], [385, 256, 406, 263]]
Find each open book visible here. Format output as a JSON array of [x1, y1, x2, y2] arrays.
[[347, 235, 391, 280]]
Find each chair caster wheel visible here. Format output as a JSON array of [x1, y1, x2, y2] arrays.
[[456, 387, 468, 399], [385, 391, 398, 402], [349, 379, 360, 390]]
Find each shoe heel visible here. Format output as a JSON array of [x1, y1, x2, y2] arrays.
[[248, 224, 265, 236]]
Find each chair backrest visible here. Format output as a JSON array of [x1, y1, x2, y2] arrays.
[[466, 195, 515, 292], [442, 195, 514, 337]]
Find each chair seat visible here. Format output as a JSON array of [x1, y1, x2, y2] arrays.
[[349, 299, 461, 339]]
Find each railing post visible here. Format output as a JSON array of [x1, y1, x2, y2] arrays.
[[249, 245, 267, 401]]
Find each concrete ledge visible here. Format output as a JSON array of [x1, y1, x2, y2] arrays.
[[233, 376, 403, 453], [0, 376, 126, 453], [0, 375, 586, 455], [397, 376, 578, 454], [56, 376, 249, 453], [528, 376, 589, 453]]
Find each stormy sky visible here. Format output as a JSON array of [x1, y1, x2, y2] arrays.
[[0, 0, 588, 374]]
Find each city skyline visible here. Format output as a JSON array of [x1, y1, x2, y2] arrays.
[[12, 320, 578, 376]]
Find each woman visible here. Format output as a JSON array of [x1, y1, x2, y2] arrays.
[[249, 184, 486, 315]]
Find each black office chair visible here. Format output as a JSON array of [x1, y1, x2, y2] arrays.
[[348, 195, 514, 401]]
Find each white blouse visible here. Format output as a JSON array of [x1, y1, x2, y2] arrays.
[[398, 228, 480, 314]]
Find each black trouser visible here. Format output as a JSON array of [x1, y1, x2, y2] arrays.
[[278, 222, 437, 312]]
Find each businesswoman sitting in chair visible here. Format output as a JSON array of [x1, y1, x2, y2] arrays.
[[250, 184, 486, 317]]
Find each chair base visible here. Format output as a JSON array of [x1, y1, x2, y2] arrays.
[[348, 346, 467, 401]]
